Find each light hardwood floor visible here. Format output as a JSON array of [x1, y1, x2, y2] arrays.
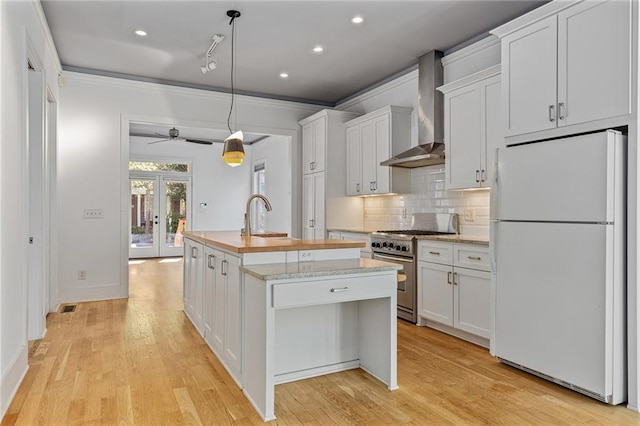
[[3, 258, 640, 425]]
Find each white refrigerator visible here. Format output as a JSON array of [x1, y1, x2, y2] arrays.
[[491, 129, 626, 404]]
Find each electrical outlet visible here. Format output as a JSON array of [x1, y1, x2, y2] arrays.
[[464, 208, 476, 222], [300, 251, 314, 261], [83, 209, 104, 219], [78, 270, 87, 280]]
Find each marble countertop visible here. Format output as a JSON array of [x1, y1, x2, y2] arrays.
[[184, 231, 365, 254], [416, 234, 489, 246], [240, 257, 402, 281]]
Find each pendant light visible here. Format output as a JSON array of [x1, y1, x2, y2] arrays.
[[222, 10, 245, 167]]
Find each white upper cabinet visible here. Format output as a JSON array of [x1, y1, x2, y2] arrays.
[[439, 66, 501, 189], [302, 115, 327, 174], [493, 0, 632, 141], [345, 106, 412, 196]]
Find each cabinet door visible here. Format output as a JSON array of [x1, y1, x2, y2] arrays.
[[501, 15, 557, 137], [346, 126, 362, 196], [212, 250, 225, 354], [453, 268, 491, 339], [302, 174, 315, 236], [557, 0, 631, 127], [183, 240, 193, 314], [312, 116, 326, 173], [360, 121, 377, 195], [302, 122, 313, 175], [418, 261, 453, 326], [373, 115, 390, 194], [203, 246, 217, 347], [313, 173, 326, 239], [445, 84, 481, 189], [480, 74, 502, 187], [224, 254, 242, 377], [187, 240, 204, 334]]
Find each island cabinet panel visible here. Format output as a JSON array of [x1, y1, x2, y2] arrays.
[[183, 238, 204, 334], [183, 238, 243, 386]]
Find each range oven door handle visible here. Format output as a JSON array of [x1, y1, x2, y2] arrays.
[[372, 253, 413, 264]]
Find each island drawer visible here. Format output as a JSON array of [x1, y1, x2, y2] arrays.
[[272, 274, 394, 309]]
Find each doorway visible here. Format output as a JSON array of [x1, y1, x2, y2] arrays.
[[129, 164, 191, 258]]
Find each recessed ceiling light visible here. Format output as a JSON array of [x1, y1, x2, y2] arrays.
[[280, 72, 289, 78], [313, 46, 324, 53], [134, 29, 147, 37], [351, 16, 364, 24]]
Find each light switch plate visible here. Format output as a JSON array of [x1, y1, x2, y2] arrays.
[[83, 209, 104, 219], [464, 208, 475, 222]]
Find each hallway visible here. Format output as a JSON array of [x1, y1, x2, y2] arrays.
[[3, 258, 639, 424]]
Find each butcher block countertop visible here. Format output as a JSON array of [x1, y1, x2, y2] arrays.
[[183, 231, 366, 254]]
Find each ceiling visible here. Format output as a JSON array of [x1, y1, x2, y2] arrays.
[[41, 0, 547, 106]]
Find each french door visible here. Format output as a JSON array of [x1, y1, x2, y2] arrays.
[[129, 175, 191, 258]]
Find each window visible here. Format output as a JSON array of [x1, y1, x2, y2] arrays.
[[128, 161, 189, 173], [253, 162, 266, 231]]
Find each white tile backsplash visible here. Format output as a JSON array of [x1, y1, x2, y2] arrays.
[[364, 165, 490, 237]]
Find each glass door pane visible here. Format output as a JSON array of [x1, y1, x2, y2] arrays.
[[129, 178, 158, 258], [160, 178, 189, 257]]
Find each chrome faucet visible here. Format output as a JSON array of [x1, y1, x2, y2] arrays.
[[241, 194, 272, 237]]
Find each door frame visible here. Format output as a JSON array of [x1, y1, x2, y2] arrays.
[[128, 172, 192, 258]]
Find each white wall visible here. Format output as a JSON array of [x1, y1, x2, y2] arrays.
[[1, 0, 62, 419], [250, 135, 292, 235], [129, 135, 252, 232], [57, 73, 319, 304]]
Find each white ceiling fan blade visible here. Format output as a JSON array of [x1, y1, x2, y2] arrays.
[[147, 138, 171, 145]]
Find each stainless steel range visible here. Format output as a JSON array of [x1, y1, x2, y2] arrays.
[[370, 213, 458, 323]]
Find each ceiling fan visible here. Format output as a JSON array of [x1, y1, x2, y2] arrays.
[[144, 127, 214, 145]]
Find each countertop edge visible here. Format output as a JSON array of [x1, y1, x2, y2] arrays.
[[240, 258, 402, 281]]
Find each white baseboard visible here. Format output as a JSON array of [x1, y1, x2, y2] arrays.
[[1, 344, 28, 421], [58, 283, 127, 303]]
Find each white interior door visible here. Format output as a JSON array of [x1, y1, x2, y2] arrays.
[[27, 70, 47, 339], [129, 175, 191, 258]]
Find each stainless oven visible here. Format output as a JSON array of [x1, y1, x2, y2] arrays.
[[370, 213, 459, 324], [371, 250, 416, 323]]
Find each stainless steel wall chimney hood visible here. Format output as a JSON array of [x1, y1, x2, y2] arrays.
[[381, 50, 445, 168]]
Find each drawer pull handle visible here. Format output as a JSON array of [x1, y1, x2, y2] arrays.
[[429, 251, 440, 255], [330, 287, 349, 293], [467, 256, 482, 261]]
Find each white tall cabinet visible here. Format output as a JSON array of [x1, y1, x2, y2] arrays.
[[345, 106, 412, 196], [438, 66, 501, 189], [492, 0, 632, 141], [299, 110, 360, 239]]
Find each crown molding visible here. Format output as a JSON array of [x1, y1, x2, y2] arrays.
[[441, 36, 500, 67], [30, 0, 62, 73], [335, 67, 418, 111], [63, 71, 322, 114], [491, 0, 582, 38]]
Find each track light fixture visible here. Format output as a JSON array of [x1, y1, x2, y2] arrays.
[[201, 34, 224, 74]]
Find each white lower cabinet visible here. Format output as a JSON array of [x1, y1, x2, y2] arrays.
[[184, 238, 204, 334], [417, 240, 491, 346], [184, 238, 243, 385]]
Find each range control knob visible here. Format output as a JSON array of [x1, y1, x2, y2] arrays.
[[389, 242, 395, 249], [396, 245, 402, 251], [401, 246, 408, 252], [382, 242, 388, 248]]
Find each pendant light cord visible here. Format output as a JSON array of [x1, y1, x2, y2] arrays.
[[227, 15, 236, 134]]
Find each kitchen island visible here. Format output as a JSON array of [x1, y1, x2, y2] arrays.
[[182, 231, 400, 421]]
